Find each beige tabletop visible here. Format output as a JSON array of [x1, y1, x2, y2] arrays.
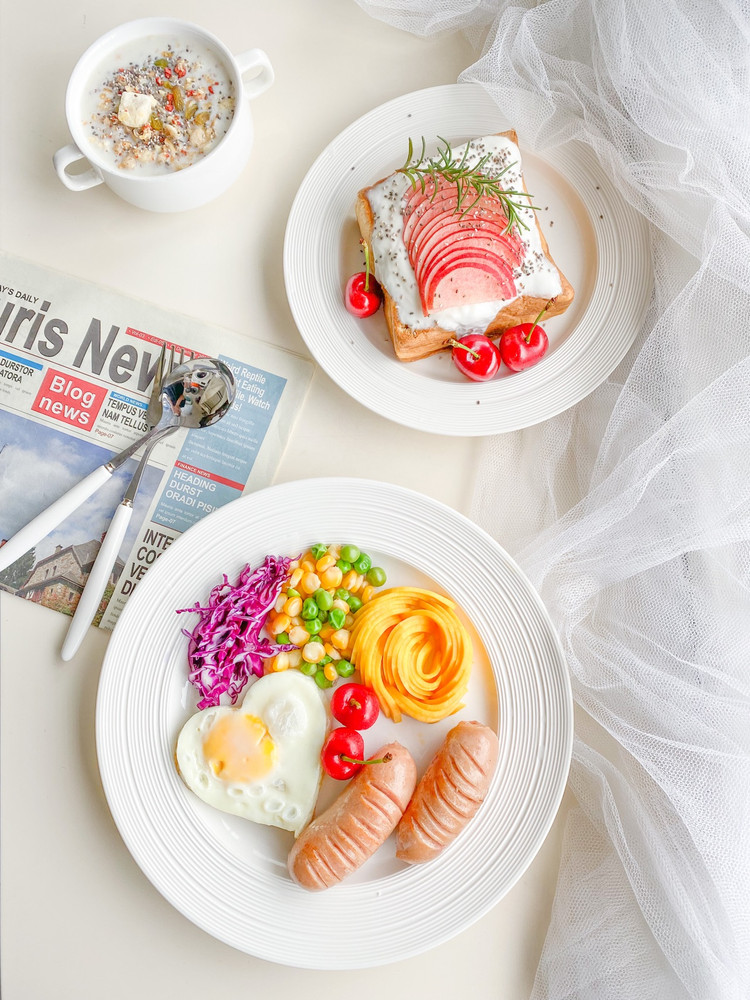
[[0, 2, 571, 996]]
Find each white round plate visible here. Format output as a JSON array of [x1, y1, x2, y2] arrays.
[[284, 83, 652, 436], [97, 478, 572, 969]]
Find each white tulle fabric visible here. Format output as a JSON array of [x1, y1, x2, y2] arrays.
[[355, 2, 750, 997]]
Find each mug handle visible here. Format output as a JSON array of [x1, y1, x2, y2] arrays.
[[235, 48, 274, 100], [53, 143, 104, 192]]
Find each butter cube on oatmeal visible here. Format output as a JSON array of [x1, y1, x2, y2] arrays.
[[117, 91, 157, 128]]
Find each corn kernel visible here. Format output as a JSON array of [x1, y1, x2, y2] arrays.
[[300, 558, 315, 573], [289, 567, 303, 589], [320, 565, 343, 589], [332, 598, 350, 613], [361, 585, 375, 603], [302, 641, 325, 664], [323, 662, 338, 682], [274, 594, 286, 613], [283, 595, 302, 617], [344, 613, 355, 628], [319, 624, 335, 641], [315, 552, 336, 573], [271, 651, 290, 671], [268, 613, 290, 636], [324, 643, 341, 660], [331, 628, 350, 651], [342, 570, 358, 591], [287, 648, 302, 668], [300, 572, 321, 594], [288, 625, 309, 646]]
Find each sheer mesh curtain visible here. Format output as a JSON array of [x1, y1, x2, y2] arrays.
[[355, 2, 750, 998]]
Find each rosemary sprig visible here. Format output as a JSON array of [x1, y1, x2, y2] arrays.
[[397, 136, 539, 234]]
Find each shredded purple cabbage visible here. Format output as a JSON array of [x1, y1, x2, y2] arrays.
[[176, 554, 296, 709]]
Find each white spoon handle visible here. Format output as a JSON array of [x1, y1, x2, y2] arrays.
[[0, 465, 112, 573], [60, 500, 133, 661]]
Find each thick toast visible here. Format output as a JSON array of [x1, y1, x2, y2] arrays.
[[356, 130, 574, 362]]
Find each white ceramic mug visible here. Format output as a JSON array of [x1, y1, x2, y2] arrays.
[[53, 18, 274, 212]]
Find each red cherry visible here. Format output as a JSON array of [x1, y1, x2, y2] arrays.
[[498, 299, 555, 372], [450, 334, 501, 382], [320, 728, 393, 780], [498, 323, 549, 371], [321, 728, 364, 780], [345, 271, 382, 317], [330, 682, 380, 730], [345, 238, 382, 318]]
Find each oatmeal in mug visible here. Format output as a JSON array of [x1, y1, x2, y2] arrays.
[[84, 39, 235, 174]]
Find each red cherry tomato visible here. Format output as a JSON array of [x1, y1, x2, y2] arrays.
[[498, 322, 549, 371], [331, 682, 380, 730], [344, 271, 382, 318], [450, 334, 501, 381], [321, 727, 366, 780]]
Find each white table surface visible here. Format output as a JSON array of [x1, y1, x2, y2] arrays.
[[0, 2, 572, 996]]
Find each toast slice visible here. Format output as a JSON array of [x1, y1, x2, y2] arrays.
[[355, 130, 574, 362]]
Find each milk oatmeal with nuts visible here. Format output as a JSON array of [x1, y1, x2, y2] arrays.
[[83, 38, 235, 174]]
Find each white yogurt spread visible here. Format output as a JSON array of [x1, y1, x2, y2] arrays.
[[367, 135, 562, 333]]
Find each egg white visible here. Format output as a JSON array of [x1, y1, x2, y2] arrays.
[[175, 671, 328, 836]]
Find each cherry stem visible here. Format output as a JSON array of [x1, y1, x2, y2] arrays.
[[347, 698, 362, 710], [449, 338, 480, 360], [359, 238, 372, 292], [340, 752, 393, 766], [524, 297, 558, 344]]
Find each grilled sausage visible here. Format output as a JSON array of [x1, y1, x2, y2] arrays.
[[288, 741, 416, 891], [395, 720, 498, 864]]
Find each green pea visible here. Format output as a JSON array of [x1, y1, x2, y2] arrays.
[[311, 543, 328, 560], [301, 597, 319, 620], [328, 607, 346, 630], [340, 544, 360, 564], [299, 661, 317, 676], [318, 608, 329, 623], [347, 594, 363, 613], [276, 631, 290, 645], [336, 658, 355, 677], [304, 617, 323, 635], [320, 654, 332, 666], [336, 559, 351, 573], [285, 587, 300, 599], [314, 588, 333, 611], [335, 588, 350, 602], [314, 669, 333, 689], [353, 552, 372, 574], [366, 566, 387, 587]]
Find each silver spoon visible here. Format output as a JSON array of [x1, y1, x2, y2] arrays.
[[0, 358, 235, 575], [59, 358, 236, 659]]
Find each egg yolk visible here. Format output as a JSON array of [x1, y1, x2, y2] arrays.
[[202, 713, 276, 783]]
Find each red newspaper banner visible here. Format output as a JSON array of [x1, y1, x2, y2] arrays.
[[31, 369, 108, 430]]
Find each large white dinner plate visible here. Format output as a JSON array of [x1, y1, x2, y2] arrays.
[[284, 83, 652, 435], [97, 478, 572, 968]]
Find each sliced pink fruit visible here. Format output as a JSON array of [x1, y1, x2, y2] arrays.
[[401, 176, 526, 314], [428, 263, 517, 312]]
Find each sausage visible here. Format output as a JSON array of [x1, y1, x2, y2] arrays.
[[395, 720, 498, 864], [288, 741, 417, 891]]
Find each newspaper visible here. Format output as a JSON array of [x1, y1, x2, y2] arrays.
[[0, 251, 313, 629]]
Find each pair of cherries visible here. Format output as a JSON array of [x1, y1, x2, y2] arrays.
[[320, 683, 384, 780], [450, 300, 554, 382]]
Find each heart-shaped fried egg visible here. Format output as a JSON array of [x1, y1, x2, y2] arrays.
[[175, 671, 328, 836]]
